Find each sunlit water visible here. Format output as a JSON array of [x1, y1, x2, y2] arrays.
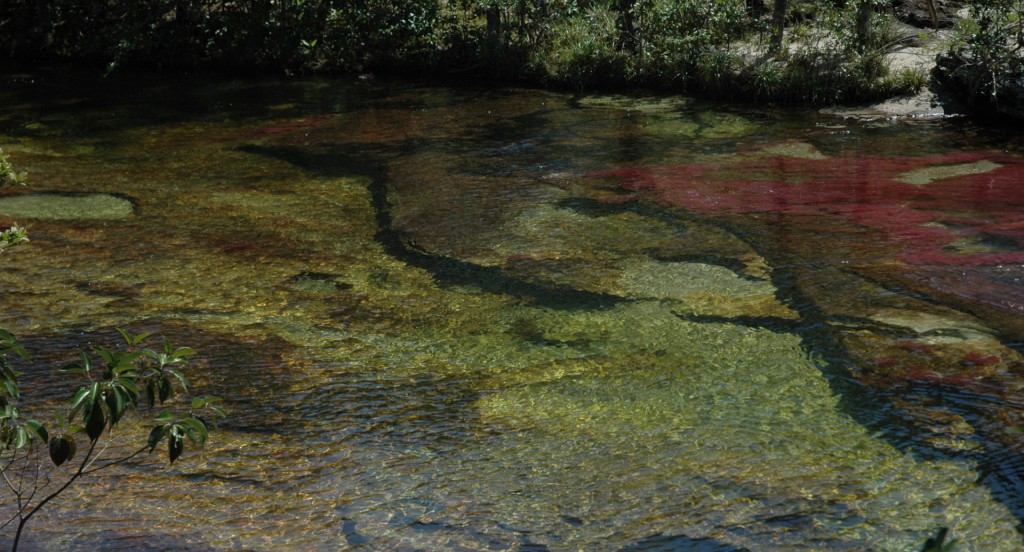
[[2, 71, 1024, 550]]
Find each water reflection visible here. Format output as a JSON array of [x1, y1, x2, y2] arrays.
[[1, 73, 1024, 550]]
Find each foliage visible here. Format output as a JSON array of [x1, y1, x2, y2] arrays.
[[0, 0, 934, 103], [937, 1, 1024, 115], [628, 0, 751, 88], [0, 329, 225, 550], [530, 6, 625, 90], [0, 148, 28, 254], [0, 225, 27, 255], [0, 149, 26, 189], [743, 1, 924, 104]]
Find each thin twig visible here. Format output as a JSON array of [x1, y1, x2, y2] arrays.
[[11, 438, 98, 552]]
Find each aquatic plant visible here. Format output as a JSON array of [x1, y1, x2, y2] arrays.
[[592, 150, 1024, 266]]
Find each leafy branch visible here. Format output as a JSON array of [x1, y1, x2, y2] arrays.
[[0, 329, 225, 551], [0, 148, 28, 255]]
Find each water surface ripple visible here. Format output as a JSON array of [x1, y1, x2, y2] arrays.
[[1, 72, 1024, 550]]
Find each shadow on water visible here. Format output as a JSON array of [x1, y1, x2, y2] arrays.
[[237, 142, 623, 311], [563, 190, 1024, 531], [10, 71, 1024, 546], [237, 111, 1024, 538]]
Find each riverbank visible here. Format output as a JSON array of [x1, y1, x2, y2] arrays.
[[829, 26, 957, 120], [0, 2, 943, 108]]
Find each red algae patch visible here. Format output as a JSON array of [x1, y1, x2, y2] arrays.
[[591, 151, 1024, 266]]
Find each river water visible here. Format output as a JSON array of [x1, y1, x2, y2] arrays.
[[2, 71, 1024, 550]]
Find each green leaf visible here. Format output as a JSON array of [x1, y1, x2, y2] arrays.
[[166, 368, 190, 393], [117, 328, 151, 347], [118, 377, 140, 402], [158, 376, 172, 403], [84, 398, 105, 441], [49, 435, 76, 466], [191, 396, 221, 409], [114, 353, 142, 374], [105, 386, 126, 426], [116, 328, 132, 346], [95, 345, 116, 367], [145, 379, 156, 408], [182, 417, 209, 444], [168, 426, 184, 463], [69, 386, 91, 419], [154, 409, 174, 423], [168, 347, 196, 362], [3, 378, 18, 398], [26, 419, 47, 444], [80, 381, 100, 419], [59, 363, 88, 376], [147, 425, 166, 452], [0, 363, 21, 384], [0, 330, 28, 360]]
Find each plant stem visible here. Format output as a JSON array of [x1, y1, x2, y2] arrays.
[[11, 439, 97, 552]]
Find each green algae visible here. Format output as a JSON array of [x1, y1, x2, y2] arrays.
[[697, 111, 760, 139], [616, 259, 795, 319], [475, 302, 1021, 550], [759, 141, 828, 160], [643, 115, 702, 138], [0, 193, 134, 220], [896, 160, 1002, 185], [641, 111, 759, 141], [577, 94, 692, 113]]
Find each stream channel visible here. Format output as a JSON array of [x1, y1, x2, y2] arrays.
[[3, 71, 1024, 550]]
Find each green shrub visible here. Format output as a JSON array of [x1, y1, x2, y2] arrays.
[[531, 6, 626, 90], [629, 0, 751, 87], [936, 1, 1024, 115]]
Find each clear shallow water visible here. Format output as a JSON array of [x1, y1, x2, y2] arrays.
[[2, 71, 1024, 550]]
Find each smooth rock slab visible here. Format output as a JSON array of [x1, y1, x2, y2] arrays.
[[0, 193, 135, 220]]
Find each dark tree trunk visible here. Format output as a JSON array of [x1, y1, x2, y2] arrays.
[[486, 4, 501, 46], [746, 0, 767, 18], [245, 0, 272, 61], [614, 0, 636, 51], [771, 0, 787, 53], [856, 0, 873, 54]]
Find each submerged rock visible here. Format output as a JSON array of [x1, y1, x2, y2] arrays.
[[473, 301, 1022, 550], [616, 259, 795, 319], [0, 192, 135, 220], [643, 111, 759, 141], [577, 94, 692, 113], [757, 141, 828, 160], [896, 159, 1002, 185]]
